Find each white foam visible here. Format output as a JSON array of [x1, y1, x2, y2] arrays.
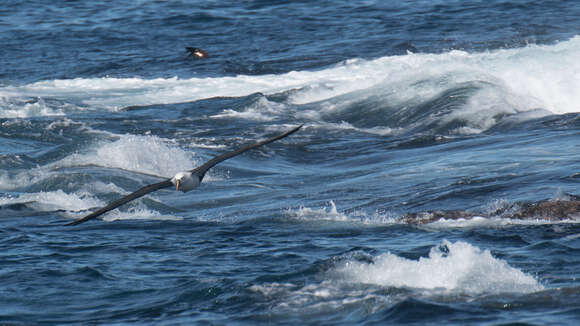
[[0, 177, 183, 221], [285, 201, 349, 222], [0, 168, 53, 191], [0, 75, 307, 110], [289, 119, 399, 136], [249, 280, 389, 312], [210, 96, 286, 122], [0, 134, 200, 192], [0, 189, 104, 213], [45, 117, 89, 131], [98, 203, 182, 222], [0, 179, 149, 216], [249, 240, 543, 313], [283, 200, 580, 227], [426, 215, 580, 229], [332, 240, 543, 295], [2, 37, 578, 118], [295, 39, 580, 134], [58, 134, 197, 178], [0, 97, 67, 118], [0, 134, 205, 218]]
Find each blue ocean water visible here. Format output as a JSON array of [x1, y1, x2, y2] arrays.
[[2, 0, 580, 325]]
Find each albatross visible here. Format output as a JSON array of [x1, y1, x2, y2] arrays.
[[66, 125, 303, 226]]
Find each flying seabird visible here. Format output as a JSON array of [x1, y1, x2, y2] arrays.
[[66, 125, 303, 226], [186, 47, 209, 59]]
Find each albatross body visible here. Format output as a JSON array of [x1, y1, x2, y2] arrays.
[[66, 125, 303, 226], [172, 171, 200, 192]]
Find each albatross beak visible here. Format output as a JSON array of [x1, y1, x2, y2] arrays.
[[175, 179, 180, 191]]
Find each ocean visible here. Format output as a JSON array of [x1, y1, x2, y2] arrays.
[[1, 1, 580, 325]]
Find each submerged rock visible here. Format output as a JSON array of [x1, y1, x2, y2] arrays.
[[401, 199, 580, 224]]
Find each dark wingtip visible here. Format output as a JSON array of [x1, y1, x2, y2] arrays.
[[64, 179, 173, 226], [287, 124, 304, 135], [268, 124, 304, 142], [65, 219, 82, 226], [65, 215, 93, 226]]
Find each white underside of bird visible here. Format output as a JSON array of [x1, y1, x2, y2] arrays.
[[171, 171, 201, 192]]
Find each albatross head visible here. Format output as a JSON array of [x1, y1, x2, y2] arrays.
[[171, 171, 201, 192]]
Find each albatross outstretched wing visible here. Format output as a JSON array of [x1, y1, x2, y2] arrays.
[[66, 125, 303, 226], [190, 124, 303, 179], [65, 179, 173, 226]]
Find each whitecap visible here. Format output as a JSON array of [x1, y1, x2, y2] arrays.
[[0, 133, 202, 191], [0, 97, 67, 118], [1, 36, 577, 122], [285, 200, 349, 222], [332, 240, 543, 295], [0, 189, 103, 213], [250, 240, 543, 314], [56, 134, 197, 178], [210, 96, 287, 122]]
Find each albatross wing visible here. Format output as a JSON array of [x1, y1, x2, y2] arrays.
[[66, 125, 303, 226], [190, 124, 303, 179], [65, 179, 173, 226]]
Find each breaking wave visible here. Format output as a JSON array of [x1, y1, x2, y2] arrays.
[[1, 37, 579, 135]]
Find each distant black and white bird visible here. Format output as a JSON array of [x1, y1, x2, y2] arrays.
[[66, 125, 303, 226], [186, 47, 209, 59]]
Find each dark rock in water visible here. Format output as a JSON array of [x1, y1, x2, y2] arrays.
[[510, 200, 580, 220], [401, 200, 580, 224], [185, 47, 208, 59], [400, 210, 477, 224]]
